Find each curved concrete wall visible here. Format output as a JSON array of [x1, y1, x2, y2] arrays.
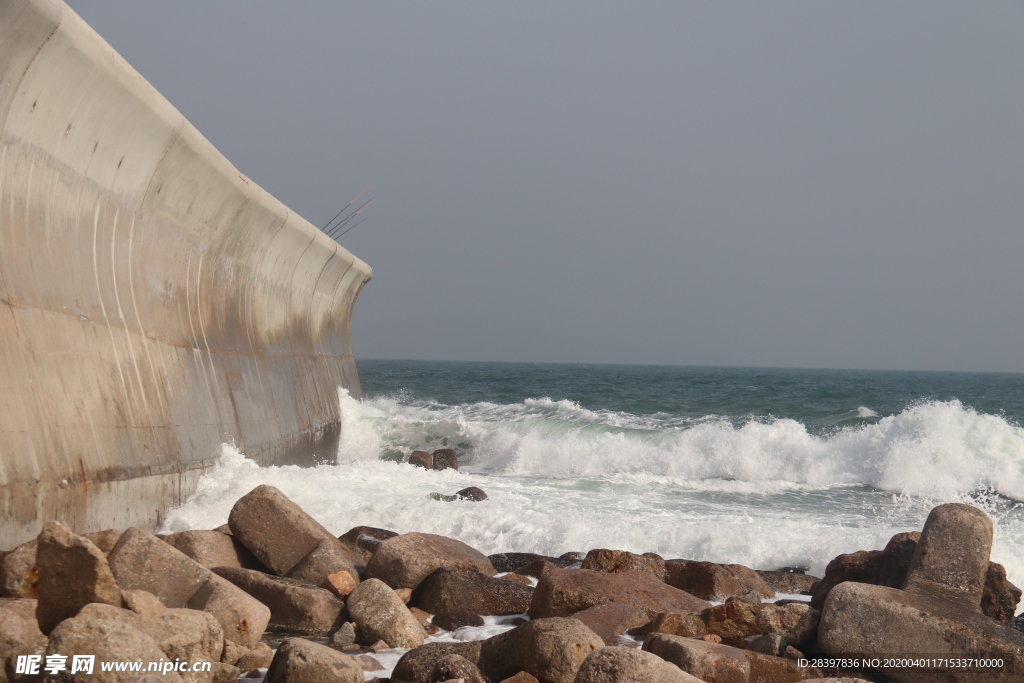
[[0, 0, 372, 547]]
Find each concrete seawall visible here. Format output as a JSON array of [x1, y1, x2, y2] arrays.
[[0, 0, 372, 547]]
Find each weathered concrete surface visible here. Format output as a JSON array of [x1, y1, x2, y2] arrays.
[[0, 0, 371, 547]]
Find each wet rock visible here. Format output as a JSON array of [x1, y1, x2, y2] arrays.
[[34, 521, 122, 634], [391, 642, 483, 683], [432, 449, 459, 471], [819, 503, 1024, 679], [235, 644, 274, 671], [665, 560, 774, 601], [265, 637, 363, 683], [109, 527, 210, 607], [574, 646, 702, 682], [756, 570, 819, 596], [81, 530, 121, 557], [477, 617, 603, 683], [347, 578, 426, 648], [514, 560, 559, 579], [528, 569, 709, 619], [45, 607, 181, 682], [580, 550, 666, 581], [212, 567, 345, 636], [456, 487, 488, 502], [173, 530, 264, 571], [410, 451, 433, 469], [0, 541, 37, 599], [367, 533, 496, 590], [286, 537, 361, 587], [228, 484, 343, 576], [121, 589, 166, 617], [186, 574, 271, 649], [428, 654, 489, 683], [415, 568, 534, 616], [567, 602, 651, 646], [488, 553, 574, 573], [433, 611, 485, 631], [644, 633, 821, 682]]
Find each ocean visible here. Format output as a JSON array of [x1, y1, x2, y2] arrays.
[[162, 360, 1024, 602]]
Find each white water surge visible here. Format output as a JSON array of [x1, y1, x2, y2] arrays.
[[162, 389, 1024, 608]]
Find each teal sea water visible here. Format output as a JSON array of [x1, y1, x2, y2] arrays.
[[165, 360, 1024, 605]]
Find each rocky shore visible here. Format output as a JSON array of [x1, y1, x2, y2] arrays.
[[2, 453, 1023, 682]]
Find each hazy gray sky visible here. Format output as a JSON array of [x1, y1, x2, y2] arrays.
[[70, 2, 1024, 372]]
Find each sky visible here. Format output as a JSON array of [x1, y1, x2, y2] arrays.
[[69, 1, 1024, 372]]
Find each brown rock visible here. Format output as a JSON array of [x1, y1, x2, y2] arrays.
[[528, 569, 709, 619], [703, 600, 762, 641], [286, 537, 361, 587], [81, 529, 121, 557], [338, 526, 398, 564], [754, 602, 820, 646], [644, 633, 820, 683], [235, 645, 274, 670], [488, 553, 574, 573], [514, 560, 559, 579], [410, 451, 433, 468], [456, 487, 489, 501], [0, 541, 37, 599], [629, 611, 707, 638], [121, 589, 166, 617], [756, 570, 819, 595], [665, 560, 774, 601], [211, 663, 241, 683], [228, 484, 340, 576], [346, 578, 427, 648], [0, 598, 46, 666], [432, 449, 459, 470], [428, 654, 490, 683], [391, 642, 484, 683], [109, 527, 210, 607], [477, 617, 603, 683], [174, 530, 264, 571], [568, 603, 651, 645], [186, 574, 272, 649], [497, 674, 539, 683], [581, 549, 666, 580], [212, 566, 345, 636], [396, 587, 414, 603], [265, 637, 363, 683], [574, 646, 702, 682], [35, 521, 122, 634], [409, 606, 432, 627], [500, 573, 534, 586], [415, 568, 534, 616], [433, 611, 486, 631], [367, 533, 496, 590], [983, 562, 1023, 623], [325, 570, 359, 599]]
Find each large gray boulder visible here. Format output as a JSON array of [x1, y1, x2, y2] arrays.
[[211, 567, 344, 636], [414, 568, 534, 615], [528, 569, 709, 619], [346, 578, 426, 649], [818, 503, 1024, 681], [573, 646, 701, 682], [367, 533, 496, 590], [34, 522, 122, 634], [477, 617, 604, 683], [264, 638, 363, 683]]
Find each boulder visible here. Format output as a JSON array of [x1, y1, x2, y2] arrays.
[[428, 654, 490, 683], [339, 526, 398, 555], [434, 612, 486, 631], [227, 484, 341, 576], [498, 675, 539, 683], [818, 503, 1024, 681], [643, 633, 821, 682], [528, 569, 709, 619], [0, 541, 37, 599], [410, 451, 434, 468], [573, 646, 702, 682], [488, 554, 574, 573], [324, 569, 359, 599], [81, 530, 121, 557], [580, 550, 666, 581], [745, 632, 787, 657], [629, 611, 707, 639], [212, 567, 344, 636], [185, 574, 271, 649], [235, 644, 274, 671], [346, 578, 426, 648], [755, 570, 819, 596], [367, 533, 496, 590], [34, 521, 122, 634], [665, 561, 774, 601], [567, 603, 650, 646], [754, 602, 819, 646], [0, 598, 46, 666], [501, 573, 535, 586], [329, 621, 357, 649], [173, 530, 264, 571], [108, 527, 210, 607], [515, 560, 560, 579], [211, 663, 241, 683], [286, 537, 361, 587], [432, 449, 459, 470], [702, 600, 762, 641], [456, 487, 489, 502], [415, 568, 534, 615], [391, 642, 484, 683], [983, 562, 1023, 623], [121, 589, 166, 617], [265, 638, 363, 683], [45, 607, 182, 682], [478, 617, 603, 683]]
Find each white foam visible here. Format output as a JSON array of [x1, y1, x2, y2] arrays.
[[857, 406, 878, 418]]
